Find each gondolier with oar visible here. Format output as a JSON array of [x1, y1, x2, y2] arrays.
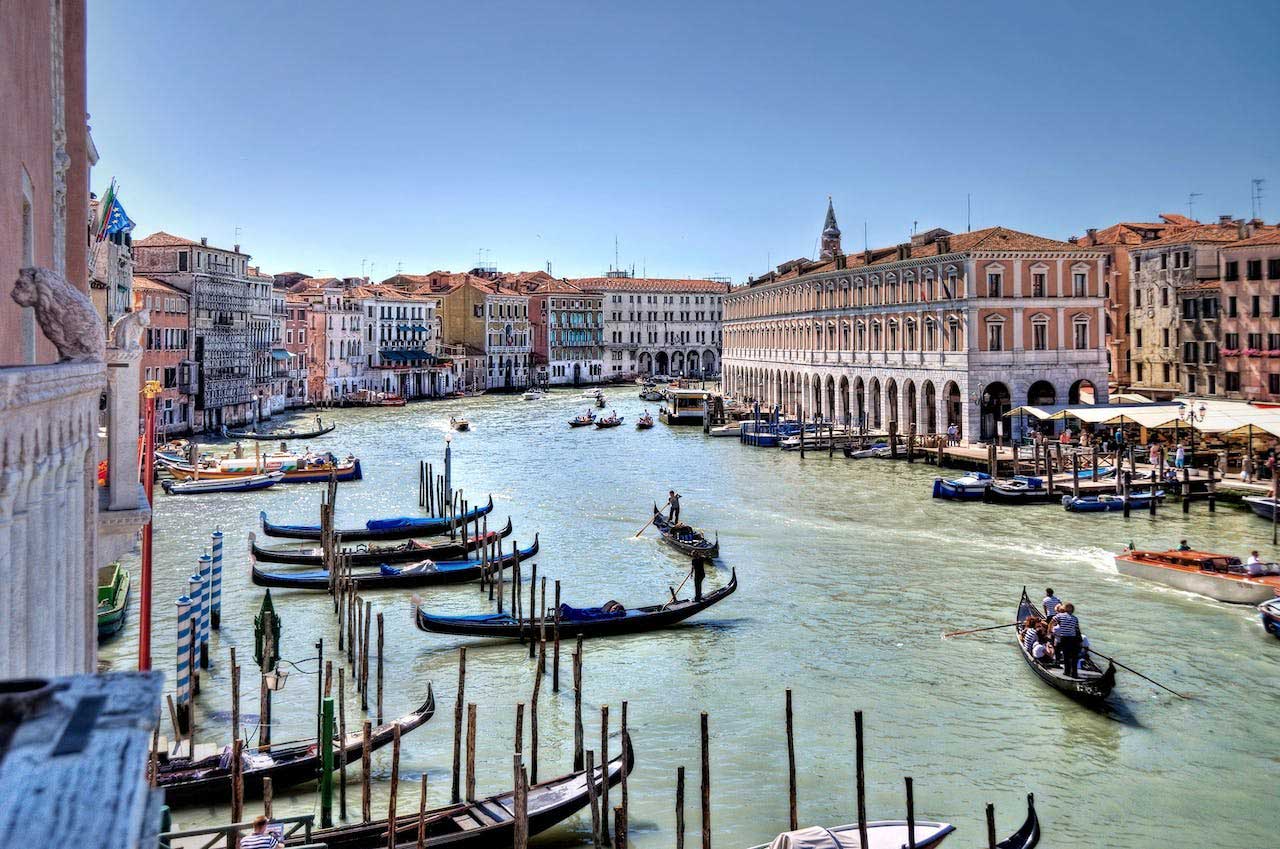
[[666, 489, 681, 523]]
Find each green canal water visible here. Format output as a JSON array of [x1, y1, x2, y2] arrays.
[[101, 389, 1279, 848]]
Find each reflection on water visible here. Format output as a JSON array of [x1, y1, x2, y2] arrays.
[[102, 388, 1278, 848]]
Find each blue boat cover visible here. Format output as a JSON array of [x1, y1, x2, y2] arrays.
[[558, 603, 625, 623], [366, 516, 431, 531]]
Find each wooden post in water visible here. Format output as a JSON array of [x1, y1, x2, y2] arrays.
[[619, 701, 629, 847], [514, 703, 525, 786], [907, 426, 915, 463], [231, 738, 244, 823], [465, 702, 477, 801], [785, 689, 797, 830], [888, 420, 898, 459], [986, 803, 997, 849], [417, 775, 428, 849], [905, 777, 916, 849], [387, 724, 401, 849], [376, 612, 385, 724], [361, 600, 372, 711], [262, 776, 273, 819], [1045, 443, 1055, 494], [338, 668, 348, 820], [675, 766, 686, 849], [1182, 466, 1192, 513], [513, 760, 529, 849], [531, 643, 543, 783], [528, 563, 538, 658], [855, 710, 868, 849], [452, 647, 466, 803], [700, 712, 710, 849], [553, 581, 562, 692], [1122, 471, 1132, 518], [600, 705, 611, 845], [585, 750, 602, 849], [573, 636, 585, 770], [361, 719, 372, 822], [1207, 462, 1216, 512], [230, 649, 240, 743], [1071, 452, 1080, 499]]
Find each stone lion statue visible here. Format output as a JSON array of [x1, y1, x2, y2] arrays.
[[110, 308, 150, 354], [11, 266, 105, 362]]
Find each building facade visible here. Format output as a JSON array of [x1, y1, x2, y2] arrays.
[[247, 266, 276, 419], [282, 288, 312, 405], [574, 275, 728, 379], [524, 278, 605, 385], [722, 205, 1109, 443], [133, 232, 257, 429], [1219, 229, 1280, 401], [357, 283, 449, 398], [133, 276, 193, 433]]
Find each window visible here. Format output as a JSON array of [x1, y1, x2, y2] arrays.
[[1273, 295, 1280, 318], [1247, 260, 1263, 280], [1270, 333, 1280, 351], [1228, 296, 1238, 317], [987, 273, 1002, 297], [1225, 332, 1240, 349], [1073, 273, 1087, 297], [178, 252, 189, 271], [1134, 255, 1142, 272], [1269, 259, 1280, 279], [1248, 333, 1263, 350], [1252, 295, 1261, 318], [1032, 273, 1046, 297], [1204, 296, 1219, 318], [1271, 374, 1280, 395], [1182, 298, 1199, 320], [1073, 320, 1089, 350], [1161, 288, 1169, 306], [1135, 288, 1142, 307], [1136, 329, 1144, 348], [1032, 321, 1048, 351], [1224, 261, 1239, 281], [1137, 363, 1145, 381], [1226, 371, 1241, 392], [986, 320, 1004, 351], [1160, 253, 1168, 270], [1204, 342, 1217, 363], [1162, 363, 1171, 382], [1187, 374, 1197, 393], [1162, 328, 1169, 348], [1183, 341, 1198, 363]]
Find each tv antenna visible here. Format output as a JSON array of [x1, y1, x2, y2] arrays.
[[1188, 192, 1203, 220], [1251, 178, 1266, 219]]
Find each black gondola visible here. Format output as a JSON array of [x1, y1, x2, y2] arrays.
[[982, 476, 1055, 505], [252, 536, 539, 591], [1015, 588, 1116, 704], [651, 504, 720, 557], [416, 569, 738, 639], [294, 732, 632, 849], [158, 687, 433, 807], [260, 496, 496, 541], [248, 518, 511, 566], [997, 793, 1041, 849], [222, 421, 337, 441]]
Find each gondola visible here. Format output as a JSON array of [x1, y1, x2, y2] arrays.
[[636, 414, 654, 430], [651, 505, 719, 557], [252, 536, 539, 590], [568, 412, 596, 427], [96, 563, 130, 641], [995, 793, 1041, 849], [222, 421, 336, 441], [595, 415, 624, 428], [982, 475, 1054, 505], [159, 687, 434, 807], [162, 471, 284, 495], [261, 496, 495, 541], [416, 569, 738, 639], [1015, 588, 1116, 705], [248, 518, 511, 566], [162, 456, 363, 483], [296, 731, 632, 849], [1061, 491, 1164, 512]]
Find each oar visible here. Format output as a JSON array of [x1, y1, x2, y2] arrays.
[[661, 570, 694, 611], [942, 622, 1021, 638], [1087, 648, 1192, 700], [633, 509, 661, 538]]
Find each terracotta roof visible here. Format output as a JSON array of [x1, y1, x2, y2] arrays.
[[522, 278, 592, 295], [1222, 228, 1280, 248], [383, 271, 530, 297], [134, 231, 247, 255], [571, 277, 730, 293], [132, 275, 187, 296], [1131, 222, 1275, 250], [348, 283, 433, 302]]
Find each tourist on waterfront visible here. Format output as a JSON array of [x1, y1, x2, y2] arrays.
[[1174, 443, 1186, 469], [1113, 426, 1124, 451], [667, 490, 681, 523], [692, 555, 707, 601], [1051, 603, 1082, 678], [1059, 427, 1072, 445], [240, 817, 280, 849], [1148, 442, 1161, 468], [1240, 454, 1253, 483], [1081, 429, 1092, 448], [947, 423, 958, 446], [1042, 588, 1061, 617]]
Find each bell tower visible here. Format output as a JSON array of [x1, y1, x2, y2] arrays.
[[820, 196, 842, 259]]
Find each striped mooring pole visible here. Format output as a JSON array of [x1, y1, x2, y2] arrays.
[[187, 573, 204, 690], [210, 528, 224, 629], [197, 551, 212, 668], [175, 594, 193, 733]]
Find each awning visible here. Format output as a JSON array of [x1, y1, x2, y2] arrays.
[[1174, 398, 1280, 437], [270, 349, 291, 361], [1005, 403, 1184, 426]]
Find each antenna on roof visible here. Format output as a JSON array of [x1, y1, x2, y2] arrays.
[[546, 261, 552, 275], [361, 258, 367, 277], [966, 194, 971, 232], [614, 235, 620, 271], [1251, 178, 1266, 219], [863, 222, 868, 251], [396, 261, 403, 274], [911, 220, 917, 237], [1188, 192, 1203, 220]]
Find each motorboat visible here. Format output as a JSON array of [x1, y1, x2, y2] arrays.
[[1061, 491, 1163, 512], [522, 388, 546, 401], [1113, 548, 1280, 604], [932, 472, 992, 500]]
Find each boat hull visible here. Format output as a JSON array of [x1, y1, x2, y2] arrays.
[[1016, 589, 1116, 705], [651, 506, 719, 557], [164, 459, 362, 484], [162, 472, 282, 495], [1260, 599, 1280, 638], [250, 519, 510, 566], [932, 476, 991, 500], [1244, 495, 1280, 520], [1114, 555, 1279, 604], [260, 496, 495, 541]]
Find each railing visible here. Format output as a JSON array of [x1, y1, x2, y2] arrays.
[[159, 815, 314, 849]]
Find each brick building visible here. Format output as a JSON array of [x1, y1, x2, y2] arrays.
[[523, 276, 605, 386], [1219, 229, 1280, 401], [132, 276, 192, 433]]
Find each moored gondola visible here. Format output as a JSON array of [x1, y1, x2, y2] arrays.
[[293, 731, 632, 849], [261, 496, 495, 541], [158, 687, 434, 806], [248, 518, 511, 566], [222, 420, 336, 441], [651, 505, 720, 557], [1061, 491, 1164, 513], [1015, 588, 1115, 705], [416, 569, 738, 639], [162, 471, 284, 495], [982, 475, 1054, 505], [252, 536, 539, 591]]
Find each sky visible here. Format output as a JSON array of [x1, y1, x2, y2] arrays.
[[88, 0, 1280, 283]]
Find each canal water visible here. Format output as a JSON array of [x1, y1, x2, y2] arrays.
[[101, 389, 1279, 848]]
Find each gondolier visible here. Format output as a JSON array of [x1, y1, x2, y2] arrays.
[[1051, 603, 1082, 678], [666, 490, 681, 523], [692, 555, 706, 601]]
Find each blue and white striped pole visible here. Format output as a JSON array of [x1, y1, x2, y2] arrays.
[[210, 528, 224, 629], [187, 573, 203, 692], [198, 551, 212, 668], [175, 595, 193, 733]]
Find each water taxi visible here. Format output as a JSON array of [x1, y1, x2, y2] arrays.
[[1113, 549, 1280, 604]]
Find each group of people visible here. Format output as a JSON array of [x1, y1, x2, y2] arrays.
[[1022, 587, 1090, 678]]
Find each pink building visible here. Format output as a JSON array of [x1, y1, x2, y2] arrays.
[[1219, 228, 1280, 401]]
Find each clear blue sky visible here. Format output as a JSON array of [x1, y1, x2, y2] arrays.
[[88, 0, 1278, 282]]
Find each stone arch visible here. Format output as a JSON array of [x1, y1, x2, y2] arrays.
[[885, 377, 899, 430], [671, 350, 685, 375], [687, 349, 701, 375], [1069, 379, 1096, 405], [838, 376, 850, 425], [1027, 380, 1056, 406], [904, 379, 918, 432], [922, 380, 937, 434], [981, 381, 1012, 442], [868, 377, 882, 430], [853, 376, 866, 428], [943, 381, 962, 434], [702, 349, 716, 375], [655, 351, 668, 374]]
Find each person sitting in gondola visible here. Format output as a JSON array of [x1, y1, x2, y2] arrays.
[[1177, 540, 1191, 551], [1021, 616, 1039, 654], [1032, 633, 1055, 667]]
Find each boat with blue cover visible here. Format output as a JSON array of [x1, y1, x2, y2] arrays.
[[415, 568, 737, 639], [260, 495, 495, 541], [1061, 491, 1164, 512], [251, 535, 539, 590], [932, 472, 992, 500], [1260, 598, 1280, 639], [248, 519, 511, 566], [983, 475, 1054, 505]]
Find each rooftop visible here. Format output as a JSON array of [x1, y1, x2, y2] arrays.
[[134, 231, 248, 256], [571, 277, 730, 293]]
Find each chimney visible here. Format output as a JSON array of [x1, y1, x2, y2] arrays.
[[897, 243, 911, 261], [1086, 227, 1097, 243], [200, 236, 208, 246], [1068, 236, 1079, 245], [234, 243, 240, 253], [835, 253, 847, 270], [1219, 214, 1233, 224], [936, 235, 951, 254], [863, 249, 873, 266], [1238, 219, 1250, 239]]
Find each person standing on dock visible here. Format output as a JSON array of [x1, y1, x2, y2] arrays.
[[1051, 603, 1082, 678], [691, 555, 707, 601], [1174, 443, 1186, 469], [666, 490, 681, 523]]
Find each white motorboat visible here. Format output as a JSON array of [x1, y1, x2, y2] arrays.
[[522, 389, 546, 400], [748, 820, 955, 849], [1113, 549, 1280, 604]]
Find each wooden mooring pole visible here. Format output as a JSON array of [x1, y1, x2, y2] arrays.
[[452, 647, 466, 803]]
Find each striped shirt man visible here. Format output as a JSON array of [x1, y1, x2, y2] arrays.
[[1022, 628, 1038, 653], [1051, 612, 1080, 638], [240, 834, 279, 849], [1042, 594, 1062, 617]]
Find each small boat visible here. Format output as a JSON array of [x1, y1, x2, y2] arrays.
[[636, 414, 655, 430], [708, 422, 741, 437], [568, 412, 597, 427], [416, 570, 737, 639], [222, 420, 336, 441], [595, 395, 607, 408], [1061, 491, 1163, 512], [595, 414, 624, 429], [932, 472, 992, 500], [298, 732, 632, 849], [162, 471, 284, 495], [582, 387, 604, 398], [1074, 465, 1115, 480], [344, 390, 406, 407], [158, 688, 434, 807], [1243, 495, 1280, 521], [1015, 588, 1116, 705], [843, 443, 890, 459], [248, 518, 512, 566], [260, 496, 495, 541], [450, 416, 471, 431], [639, 388, 664, 401], [96, 563, 130, 641], [161, 455, 362, 484], [651, 505, 719, 557], [1113, 549, 1280, 604], [1259, 598, 1280, 639], [983, 476, 1054, 505], [521, 388, 546, 401], [251, 536, 540, 591]]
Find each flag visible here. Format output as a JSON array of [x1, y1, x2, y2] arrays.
[[103, 197, 135, 236], [94, 180, 117, 239]]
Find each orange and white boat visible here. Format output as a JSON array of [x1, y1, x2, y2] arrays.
[[1114, 549, 1280, 604]]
